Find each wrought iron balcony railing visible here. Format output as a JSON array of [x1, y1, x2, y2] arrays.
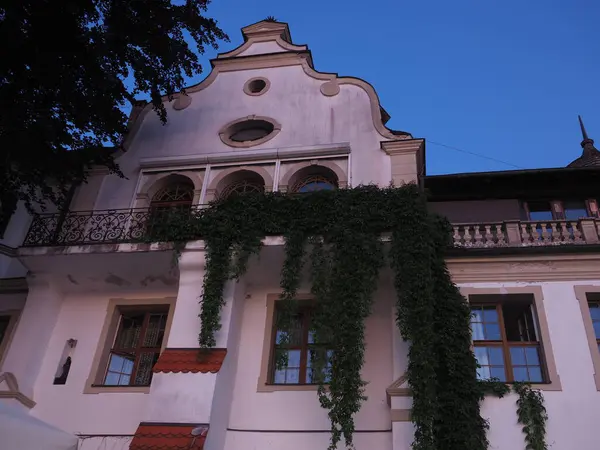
[[22, 208, 600, 249], [22, 207, 204, 247]]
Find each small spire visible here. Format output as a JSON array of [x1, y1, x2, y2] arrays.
[[579, 115, 590, 142]]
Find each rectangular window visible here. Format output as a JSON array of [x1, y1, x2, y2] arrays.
[[526, 201, 554, 221], [588, 301, 600, 353], [270, 303, 331, 385], [470, 297, 545, 383], [563, 200, 589, 220], [102, 307, 168, 387]]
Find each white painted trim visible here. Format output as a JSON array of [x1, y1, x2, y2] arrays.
[[273, 160, 281, 192], [138, 143, 351, 170], [199, 164, 211, 205]]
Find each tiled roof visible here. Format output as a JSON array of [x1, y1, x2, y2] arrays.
[[152, 348, 227, 374], [130, 423, 208, 450]]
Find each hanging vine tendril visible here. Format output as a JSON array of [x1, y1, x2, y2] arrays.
[[148, 184, 547, 450]]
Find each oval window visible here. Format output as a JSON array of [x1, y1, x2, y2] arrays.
[[229, 120, 274, 142], [220, 117, 280, 148]]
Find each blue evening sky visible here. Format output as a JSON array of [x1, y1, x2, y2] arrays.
[[188, 0, 599, 175]]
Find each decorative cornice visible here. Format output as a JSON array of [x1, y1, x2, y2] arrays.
[[381, 139, 424, 156], [152, 348, 227, 374]]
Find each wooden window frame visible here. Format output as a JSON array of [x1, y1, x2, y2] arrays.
[[102, 307, 168, 387], [523, 199, 597, 221], [84, 297, 175, 394], [267, 301, 330, 386], [258, 294, 325, 392], [471, 302, 546, 383], [575, 286, 600, 391], [461, 287, 561, 391]]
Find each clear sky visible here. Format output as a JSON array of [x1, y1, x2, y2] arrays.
[[189, 0, 600, 175]]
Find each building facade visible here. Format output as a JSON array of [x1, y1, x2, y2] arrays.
[[1, 19, 600, 450]]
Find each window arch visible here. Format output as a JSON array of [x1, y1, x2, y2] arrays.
[[150, 182, 194, 209], [217, 170, 266, 201], [289, 166, 339, 193]]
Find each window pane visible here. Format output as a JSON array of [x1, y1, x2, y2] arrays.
[[594, 322, 600, 340], [275, 314, 303, 345], [471, 322, 485, 341], [484, 324, 501, 340], [477, 367, 491, 380], [474, 346, 505, 381], [513, 367, 529, 382], [114, 315, 144, 348], [525, 347, 540, 365], [285, 369, 300, 384], [510, 347, 526, 365], [489, 347, 504, 365], [474, 347, 488, 365], [104, 372, 121, 386], [471, 309, 483, 322], [589, 304, 600, 320], [528, 367, 543, 383], [274, 370, 286, 384], [528, 202, 553, 221], [483, 308, 498, 322], [143, 314, 167, 347], [107, 353, 134, 375], [564, 201, 588, 220], [490, 367, 507, 381], [134, 352, 159, 386]]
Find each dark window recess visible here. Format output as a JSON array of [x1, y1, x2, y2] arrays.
[[0, 315, 10, 345], [0, 193, 17, 239], [527, 201, 553, 221], [270, 303, 332, 385], [248, 79, 267, 93], [53, 357, 72, 385], [563, 201, 589, 220], [103, 309, 167, 387], [228, 120, 274, 142], [470, 296, 545, 383]]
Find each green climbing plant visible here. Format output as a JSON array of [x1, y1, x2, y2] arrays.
[[147, 184, 548, 450]]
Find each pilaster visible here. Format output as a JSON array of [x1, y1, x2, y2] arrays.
[[1, 273, 63, 399], [381, 139, 425, 186]]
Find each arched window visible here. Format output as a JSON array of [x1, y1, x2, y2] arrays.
[[217, 170, 265, 201], [150, 183, 194, 210], [289, 167, 339, 193]]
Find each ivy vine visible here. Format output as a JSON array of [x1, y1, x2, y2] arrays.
[[147, 184, 548, 450]]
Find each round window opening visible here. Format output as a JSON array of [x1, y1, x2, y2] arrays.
[[248, 79, 267, 94], [228, 119, 275, 143]]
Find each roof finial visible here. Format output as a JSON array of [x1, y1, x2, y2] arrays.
[[579, 115, 590, 142]]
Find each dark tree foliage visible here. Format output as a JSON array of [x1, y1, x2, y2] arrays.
[[0, 0, 228, 214]]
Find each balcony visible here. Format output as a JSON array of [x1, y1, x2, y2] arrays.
[[452, 219, 600, 248], [22, 207, 203, 247], [22, 209, 600, 249]]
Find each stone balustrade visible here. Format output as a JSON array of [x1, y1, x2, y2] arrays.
[[452, 218, 600, 248]]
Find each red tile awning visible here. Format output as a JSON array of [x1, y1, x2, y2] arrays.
[[130, 423, 208, 450], [152, 348, 227, 374]]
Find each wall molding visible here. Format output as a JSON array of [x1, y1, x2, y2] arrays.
[[447, 253, 600, 282]]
